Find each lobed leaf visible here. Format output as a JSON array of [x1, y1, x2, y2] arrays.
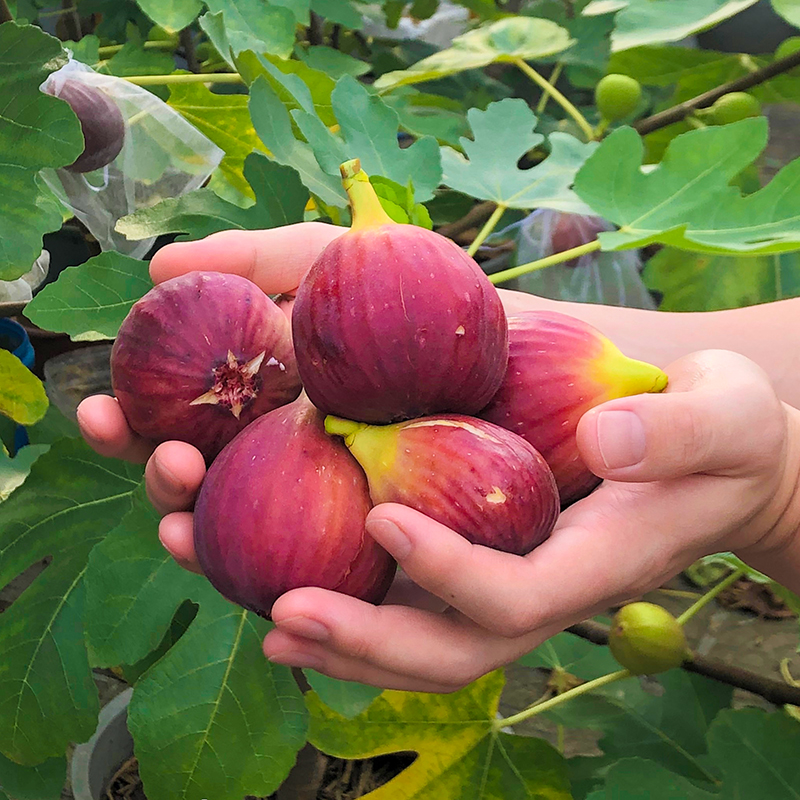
[[202, 0, 296, 59]]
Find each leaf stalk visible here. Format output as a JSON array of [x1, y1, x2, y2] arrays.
[[489, 240, 601, 285], [122, 72, 244, 86], [467, 203, 506, 256], [675, 567, 745, 626]]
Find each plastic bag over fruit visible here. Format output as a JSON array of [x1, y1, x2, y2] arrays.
[[40, 59, 224, 259], [486, 209, 656, 309]]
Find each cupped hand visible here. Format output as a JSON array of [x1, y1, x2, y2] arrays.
[[252, 350, 800, 692]]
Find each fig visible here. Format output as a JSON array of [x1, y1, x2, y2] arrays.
[[43, 78, 125, 173], [292, 158, 508, 424], [111, 272, 302, 461], [703, 92, 762, 125], [193, 397, 397, 617], [608, 602, 689, 675], [594, 74, 642, 122], [549, 212, 610, 267], [479, 311, 668, 505], [324, 413, 559, 555]]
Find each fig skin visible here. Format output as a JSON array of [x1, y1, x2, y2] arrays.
[[479, 311, 668, 506], [325, 413, 559, 556], [292, 159, 508, 424], [194, 397, 397, 618], [111, 272, 302, 462], [44, 78, 125, 173], [609, 602, 690, 675]]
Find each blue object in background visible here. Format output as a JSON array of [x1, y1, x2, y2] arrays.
[[0, 318, 36, 452]]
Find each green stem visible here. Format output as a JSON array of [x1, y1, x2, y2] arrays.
[[676, 567, 745, 626], [536, 62, 563, 114], [495, 669, 630, 729], [467, 203, 506, 257], [98, 39, 177, 57], [489, 240, 602, 285], [513, 57, 594, 142], [122, 72, 244, 86]]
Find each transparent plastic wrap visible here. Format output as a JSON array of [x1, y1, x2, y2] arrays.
[[488, 209, 656, 310], [40, 59, 224, 258]]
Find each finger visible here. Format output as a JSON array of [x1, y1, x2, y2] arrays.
[[158, 511, 202, 574], [144, 441, 206, 515], [576, 349, 785, 482], [364, 505, 543, 636], [76, 395, 153, 463], [149, 223, 344, 294]]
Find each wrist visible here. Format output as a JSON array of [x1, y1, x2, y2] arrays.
[[735, 404, 800, 593]]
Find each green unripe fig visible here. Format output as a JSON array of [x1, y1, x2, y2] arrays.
[[608, 602, 689, 675], [705, 92, 761, 125], [595, 74, 642, 121], [775, 37, 800, 61]]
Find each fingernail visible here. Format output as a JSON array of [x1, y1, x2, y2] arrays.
[[154, 455, 185, 496], [267, 650, 324, 670], [276, 616, 330, 643], [596, 410, 646, 469], [366, 518, 412, 559], [75, 404, 100, 441]]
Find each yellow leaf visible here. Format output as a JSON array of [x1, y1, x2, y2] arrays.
[[0, 350, 48, 425]]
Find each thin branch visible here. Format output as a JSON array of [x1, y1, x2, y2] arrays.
[[436, 201, 498, 239], [60, 0, 82, 40], [635, 47, 800, 136], [0, 0, 13, 24], [179, 27, 200, 73], [566, 620, 800, 707]]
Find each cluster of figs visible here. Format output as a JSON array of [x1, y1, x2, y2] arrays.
[[111, 159, 669, 619]]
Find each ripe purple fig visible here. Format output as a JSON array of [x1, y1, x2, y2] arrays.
[[324, 414, 559, 555], [194, 397, 397, 617], [292, 158, 508, 423], [111, 272, 302, 461], [43, 78, 125, 173], [479, 311, 668, 506]]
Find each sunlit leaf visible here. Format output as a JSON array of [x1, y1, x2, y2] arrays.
[[0, 352, 48, 426], [134, 0, 203, 33], [441, 99, 598, 213], [373, 16, 573, 92], [309, 670, 572, 799], [201, 0, 296, 59]]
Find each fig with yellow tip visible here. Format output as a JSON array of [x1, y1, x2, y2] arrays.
[[324, 413, 559, 555], [292, 158, 508, 424], [479, 311, 668, 505], [608, 602, 690, 675]]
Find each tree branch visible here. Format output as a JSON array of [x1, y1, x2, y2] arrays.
[[179, 27, 200, 73], [566, 620, 800, 707], [635, 48, 800, 136], [0, 0, 14, 23]]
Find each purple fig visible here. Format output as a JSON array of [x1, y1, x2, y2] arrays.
[[480, 311, 668, 505], [292, 158, 508, 424], [111, 272, 302, 462], [44, 78, 125, 173], [194, 397, 396, 617], [325, 414, 559, 555]]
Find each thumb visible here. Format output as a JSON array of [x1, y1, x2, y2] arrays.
[[576, 349, 785, 482]]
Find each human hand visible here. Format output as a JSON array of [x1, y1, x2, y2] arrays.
[[251, 349, 800, 692]]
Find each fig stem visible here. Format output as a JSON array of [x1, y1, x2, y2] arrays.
[[324, 415, 368, 444], [512, 57, 595, 142], [339, 161, 394, 230], [535, 63, 563, 115], [467, 203, 506, 257], [489, 240, 602, 285], [676, 566, 746, 626], [495, 668, 631, 730], [122, 72, 244, 86]]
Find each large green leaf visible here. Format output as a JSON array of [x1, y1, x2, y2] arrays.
[[0, 352, 48, 426], [127, 590, 308, 800], [292, 75, 442, 202], [441, 99, 598, 213], [583, 0, 760, 52], [374, 16, 573, 92], [0, 24, 82, 279], [517, 630, 620, 679], [0, 751, 65, 800], [0, 445, 49, 503], [24, 252, 152, 341], [589, 758, 719, 799], [202, 0, 296, 59], [83, 486, 203, 667], [643, 248, 800, 311], [249, 78, 346, 206], [575, 119, 800, 254], [134, 0, 203, 32], [308, 670, 572, 799], [167, 81, 265, 201], [383, 88, 469, 148], [0, 440, 143, 764], [299, 45, 370, 79], [117, 154, 308, 240], [311, 0, 364, 28], [708, 708, 800, 798]]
